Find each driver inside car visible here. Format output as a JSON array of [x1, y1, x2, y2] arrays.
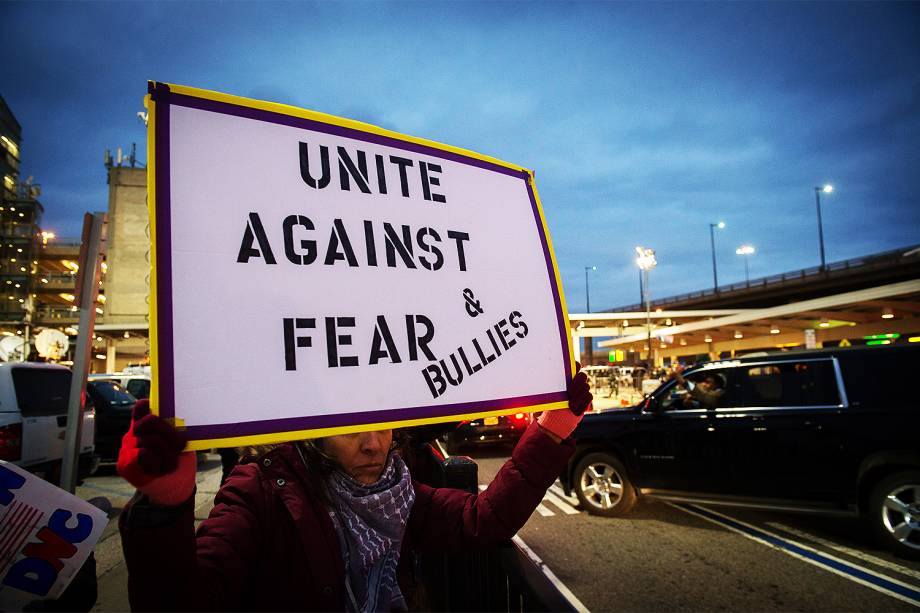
[[674, 367, 725, 410]]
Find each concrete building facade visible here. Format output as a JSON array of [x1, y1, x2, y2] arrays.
[[98, 164, 150, 369], [102, 166, 148, 325]]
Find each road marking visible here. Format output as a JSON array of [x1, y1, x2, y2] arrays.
[[670, 503, 920, 608], [472, 482, 589, 610], [512, 534, 590, 613], [544, 489, 579, 515], [550, 483, 581, 507], [479, 483, 580, 517], [766, 522, 920, 582]]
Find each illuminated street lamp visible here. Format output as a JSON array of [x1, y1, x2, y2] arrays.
[[635, 246, 657, 367], [584, 265, 596, 312], [583, 265, 596, 364], [709, 221, 725, 291], [814, 184, 833, 270], [735, 244, 755, 283]]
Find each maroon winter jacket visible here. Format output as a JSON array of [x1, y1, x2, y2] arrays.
[[119, 422, 573, 611]]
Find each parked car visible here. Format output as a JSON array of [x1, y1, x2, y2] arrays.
[[86, 379, 137, 462], [560, 345, 920, 559], [444, 412, 532, 452], [0, 363, 97, 481], [88, 371, 150, 400]]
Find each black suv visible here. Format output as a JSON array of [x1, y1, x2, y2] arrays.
[[561, 345, 920, 559], [86, 380, 137, 462]]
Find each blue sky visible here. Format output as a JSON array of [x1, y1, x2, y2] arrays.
[[2, 1, 918, 310]]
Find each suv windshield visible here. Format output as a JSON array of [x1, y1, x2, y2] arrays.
[[91, 381, 136, 405], [11, 366, 72, 417]]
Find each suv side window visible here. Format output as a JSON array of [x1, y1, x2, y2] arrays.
[[742, 359, 840, 407], [660, 368, 740, 411], [126, 379, 150, 399], [10, 367, 71, 416]]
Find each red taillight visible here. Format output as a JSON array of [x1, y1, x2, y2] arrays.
[[513, 413, 527, 421], [0, 422, 23, 462]]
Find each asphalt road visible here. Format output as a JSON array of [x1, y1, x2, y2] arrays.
[[473, 447, 920, 612]]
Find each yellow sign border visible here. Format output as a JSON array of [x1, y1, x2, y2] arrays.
[[146, 82, 575, 450]]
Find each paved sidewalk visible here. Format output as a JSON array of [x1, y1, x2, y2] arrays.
[[75, 455, 224, 612], [592, 387, 644, 411]]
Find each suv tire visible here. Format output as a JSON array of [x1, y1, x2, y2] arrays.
[[868, 470, 920, 560], [574, 452, 636, 517]]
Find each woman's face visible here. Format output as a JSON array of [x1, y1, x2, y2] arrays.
[[322, 430, 393, 485]]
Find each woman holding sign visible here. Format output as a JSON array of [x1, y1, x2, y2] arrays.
[[117, 371, 591, 612]]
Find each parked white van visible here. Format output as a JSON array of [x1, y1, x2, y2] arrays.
[[0, 363, 97, 481]]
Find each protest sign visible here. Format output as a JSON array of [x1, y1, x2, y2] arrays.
[[146, 82, 574, 450], [0, 461, 108, 609]]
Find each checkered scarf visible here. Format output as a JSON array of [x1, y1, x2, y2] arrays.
[[326, 452, 415, 612]]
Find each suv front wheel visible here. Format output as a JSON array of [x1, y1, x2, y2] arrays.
[[574, 452, 636, 517], [869, 470, 920, 560]]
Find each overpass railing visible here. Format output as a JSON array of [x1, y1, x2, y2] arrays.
[[613, 243, 920, 312]]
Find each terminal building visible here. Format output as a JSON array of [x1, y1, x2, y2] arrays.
[[572, 246, 920, 367]]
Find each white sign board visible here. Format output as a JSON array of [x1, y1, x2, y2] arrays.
[[0, 462, 108, 609], [804, 328, 817, 349], [147, 83, 574, 449]]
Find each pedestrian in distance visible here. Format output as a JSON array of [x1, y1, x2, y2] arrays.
[[116, 368, 593, 612]]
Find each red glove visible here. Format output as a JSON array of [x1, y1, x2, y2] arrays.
[[117, 399, 196, 506], [538, 365, 593, 441]]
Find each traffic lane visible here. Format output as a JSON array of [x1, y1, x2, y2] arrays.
[[471, 441, 920, 578], [472, 451, 918, 612], [702, 505, 920, 579]]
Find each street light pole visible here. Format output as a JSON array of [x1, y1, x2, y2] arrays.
[[709, 221, 725, 291], [736, 245, 755, 284], [638, 269, 644, 307], [584, 265, 596, 312], [814, 184, 833, 270], [635, 247, 657, 369], [583, 265, 596, 365]]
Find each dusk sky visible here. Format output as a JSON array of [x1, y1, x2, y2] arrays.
[[2, 1, 918, 311]]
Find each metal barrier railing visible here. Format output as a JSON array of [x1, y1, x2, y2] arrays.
[[410, 434, 577, 612]]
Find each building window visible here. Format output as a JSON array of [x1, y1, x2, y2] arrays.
[[3, 175, 13, 192], [0, 135, 18, 160]]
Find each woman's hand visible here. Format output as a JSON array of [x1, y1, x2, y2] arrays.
[[117, 399, 197, 506], [538, 364, 593, 442]]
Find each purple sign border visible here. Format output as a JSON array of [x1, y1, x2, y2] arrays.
[[148, 82, 573, 441], [184, 391, 568, 440]]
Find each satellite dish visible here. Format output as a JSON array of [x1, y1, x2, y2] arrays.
[[0, 336, 26, 362], [35, 329, 70, 360]]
